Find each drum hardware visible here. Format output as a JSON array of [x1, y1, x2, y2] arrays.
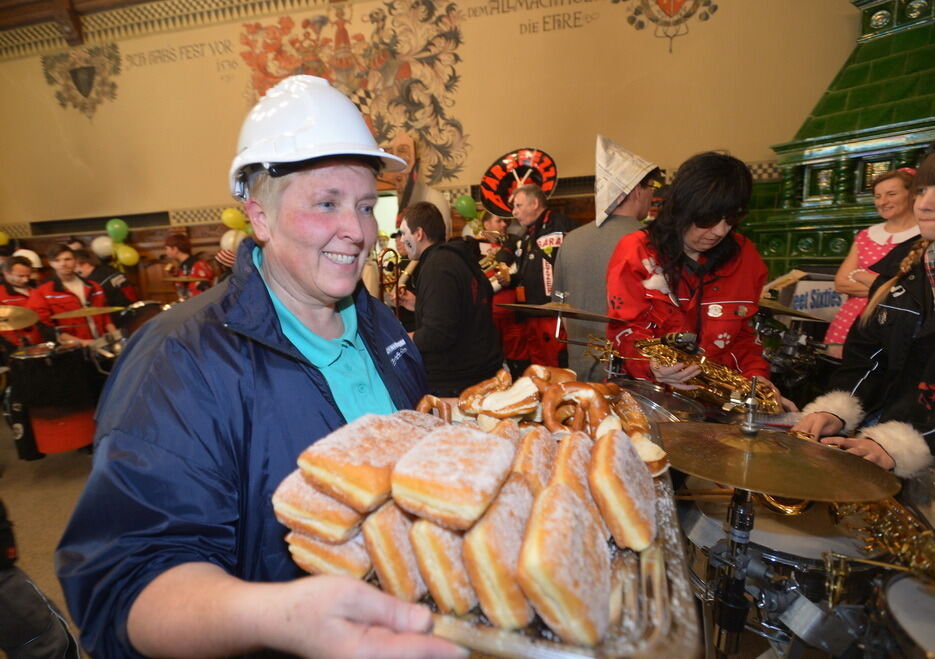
[[635, 332, 782, 415], [757, 297, 825, 322], [0, 305, 39, 331], [496, 300, 618, 324], [50, 306, 125, 320]]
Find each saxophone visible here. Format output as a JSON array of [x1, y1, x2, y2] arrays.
[[634, 332, 782, 415]]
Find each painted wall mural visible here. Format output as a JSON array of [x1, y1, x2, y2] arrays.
[[613, 0, 718, 51], [239, 1, 469, 184], [41, 44, 121, 118]]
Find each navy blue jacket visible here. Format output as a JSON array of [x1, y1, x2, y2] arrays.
[[56, 239, 427, 657]]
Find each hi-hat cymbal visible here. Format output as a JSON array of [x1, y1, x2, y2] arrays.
[[51, 306, 124, 320], [657, 422, 900, 502], [758, 298, 825, 322], [497, 301, 616, 323], [164, 275, 210, 283], [0, 305, 39, 331]]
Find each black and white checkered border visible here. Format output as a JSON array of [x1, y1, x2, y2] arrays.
[[170, 206, 229, 226], [748, 160, 781, 182]]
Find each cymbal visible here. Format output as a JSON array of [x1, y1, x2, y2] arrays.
[[657, 422, 900, 502], [51, 306, 124, 320], [164, 275, 210, 283], [0, 305, 38, 331], [758, 298, 825, 322], [497, 301, 616, 323]]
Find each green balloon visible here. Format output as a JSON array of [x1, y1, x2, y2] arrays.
[[455, 194, 477, 219], [106, 218, 129, 242]]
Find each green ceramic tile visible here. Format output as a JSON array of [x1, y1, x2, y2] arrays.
[[891, 95, 933, 122], [847, 83, 885, 109], [814, 91, 849, 116], [891, 24, 932, 51], [878, 75, 919, 102], [858, 105, 895, 128], [905, 45, 935, 73], [834, 63, 871, 89], [796, 117, 826, 140], [917, 70, 935, 96], [824, 112, 861, 134], [854, 36, 894, 63], [871, 53, 907, 79]]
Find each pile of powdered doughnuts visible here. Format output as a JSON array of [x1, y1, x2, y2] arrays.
[[272, 366, 668, 648]]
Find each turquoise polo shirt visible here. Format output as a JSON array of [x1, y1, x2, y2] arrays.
[[253, 248, 397, 422]]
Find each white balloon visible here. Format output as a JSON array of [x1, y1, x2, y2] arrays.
[[91, 235, 113, 259], [220, 229, 247, 253]]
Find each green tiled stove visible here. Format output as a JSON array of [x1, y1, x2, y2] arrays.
[[744, 0, 935, 279]]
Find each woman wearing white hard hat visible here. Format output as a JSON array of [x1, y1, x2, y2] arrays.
[[58, 76, 460, 658]]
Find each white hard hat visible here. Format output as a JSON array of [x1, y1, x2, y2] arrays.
[[12, 248, 41, 269], [229, 76, 407, 200]]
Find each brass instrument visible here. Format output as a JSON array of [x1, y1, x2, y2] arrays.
[[376, 247, 401, 296], [826, 498, 935, 600], [634, 332, 781, 414]]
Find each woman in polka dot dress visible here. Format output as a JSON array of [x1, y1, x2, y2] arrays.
[[824, 169, 918, 357]]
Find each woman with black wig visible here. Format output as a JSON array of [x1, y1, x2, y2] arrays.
[[605, 151, 781, 397]]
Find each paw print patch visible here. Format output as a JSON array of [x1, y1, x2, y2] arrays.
[[609, 295, 625, 310], [713, 332, 731, 349]]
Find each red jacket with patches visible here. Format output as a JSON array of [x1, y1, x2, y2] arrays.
[[606, 230, 769, 381], [28, 276, 111, 340]]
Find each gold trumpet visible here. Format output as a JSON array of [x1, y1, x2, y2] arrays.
[[376, 247, 401, 295], [634, 333, 782, 414]]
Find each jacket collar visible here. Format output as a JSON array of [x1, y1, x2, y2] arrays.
[[46, 272, 91, 294]]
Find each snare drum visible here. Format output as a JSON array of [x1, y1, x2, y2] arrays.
[[679, 476, 878, 633], [884, 574, 935, 657], [8, 341, 102, 453], [120, 300, 170, 336]]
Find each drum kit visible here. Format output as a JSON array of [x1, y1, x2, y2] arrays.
[[497, 299, 934, 657], [1, 300, 172, 459]]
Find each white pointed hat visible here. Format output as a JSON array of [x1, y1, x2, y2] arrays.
[[594, 135, 657, 227]]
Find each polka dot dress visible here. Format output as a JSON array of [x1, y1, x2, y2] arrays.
[[824, 222, 920, 345]]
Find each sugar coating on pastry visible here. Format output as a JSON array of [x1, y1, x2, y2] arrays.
[[409, 519, 477, 615], [361, 501, 427, 602], [517, 482, 611, 646], [588, 429, 656, 551], [298, 414, 430, 513], [463, 473, 535, 629], [286, 530, 371, 579], [510, 425, 556, 496], [391, 425, 516, 530], [393, 409, 447, 431], [490, 418, 522, 446], [548, 431, 610, 539], [272, 469, 362, 543]]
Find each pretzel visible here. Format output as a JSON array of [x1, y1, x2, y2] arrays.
[[479, 376, 540, 419], [541, 382, 618, 438], [523, 365, 578, 384], [459, 368, 512, 415], [416, 395, 452, 423]]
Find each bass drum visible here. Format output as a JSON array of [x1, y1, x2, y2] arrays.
[[883, 574, 935, 657], [120, 301, 171, 336], [613, 379, 706, 422]]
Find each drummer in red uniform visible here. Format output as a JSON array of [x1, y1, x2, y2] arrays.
[[0, 256, 42, 355], [164, 234, 213, 298], [28, 244, 116, 345]]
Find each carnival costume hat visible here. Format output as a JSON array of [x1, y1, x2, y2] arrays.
[[594, 135, 657, 227]]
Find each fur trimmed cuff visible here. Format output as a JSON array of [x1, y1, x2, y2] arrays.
[[801, 390, 864, 435], [858, 421, 933, 478]]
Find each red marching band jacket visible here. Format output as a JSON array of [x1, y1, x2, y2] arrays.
[[28, 276, 111, 341], [0, 282, 42, 347], [606, 231, 770, 382]]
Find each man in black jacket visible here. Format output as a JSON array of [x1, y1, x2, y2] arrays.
[[398, 202, 503, 396]]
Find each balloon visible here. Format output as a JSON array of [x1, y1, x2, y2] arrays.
[[106, 218, 129, 242], [221, 207, 247, 230], [455, 195, 477, 219], [220, 229, 247, 253], [0, 231, 8, 246], [91, 235, 113, 259], [115, 243, 139, 267], [243, 224, 254, 236]]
